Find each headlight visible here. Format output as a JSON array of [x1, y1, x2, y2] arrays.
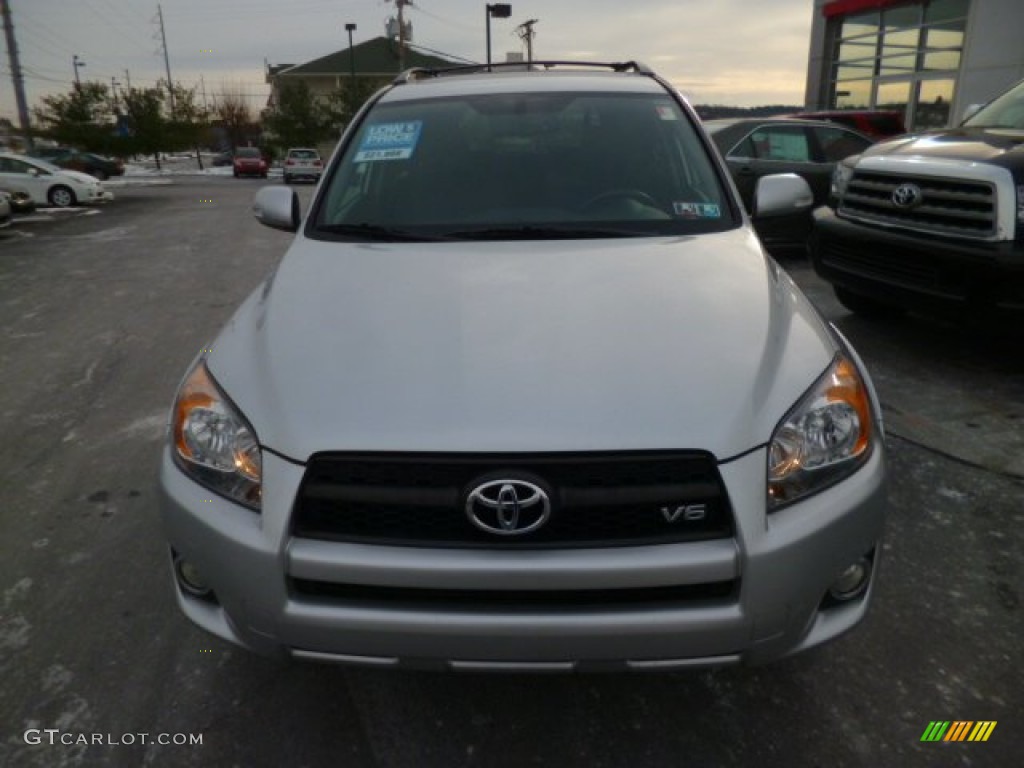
[[171, 360, 262, 510], [768, 354, 874, 509], [830, 159, 856, 201]]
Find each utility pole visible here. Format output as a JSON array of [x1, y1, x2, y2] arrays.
[[1, 0, 34, 150], [111, 76, 120, 110], [124, 68, 132, 90], [73, 54, 85, 86], [516, 19, 538, 65], [199, 73, 208, 111], [156, 4, 175, 116], [396, 0, 408, 71]]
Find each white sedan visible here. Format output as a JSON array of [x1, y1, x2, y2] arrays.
[[0, 152, 113, 207]]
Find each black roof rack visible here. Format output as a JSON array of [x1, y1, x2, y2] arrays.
[[393, 60, 654, 85]]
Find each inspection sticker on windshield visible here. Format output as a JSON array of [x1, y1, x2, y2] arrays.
[[674, 202, 721, 218], [354, 121, 423, 162]]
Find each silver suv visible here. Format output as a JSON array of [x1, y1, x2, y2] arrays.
[[160, 62, 887, 670]]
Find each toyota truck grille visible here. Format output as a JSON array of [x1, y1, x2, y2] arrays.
[[839, 171, 997, 239], [292, 451, 734, 548]]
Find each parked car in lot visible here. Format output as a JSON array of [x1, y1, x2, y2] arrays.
[[160, 61, 887, 670], [30, 147, 124, 180], [790, 110, 906, 140], [0, 182, 36, 214], [232, 147, 268, 178], [0, 191, 11, 229], [706, 117, 874, 250], [812, 77, 1024, 320], [0, 153, 113, 207], [282, 148, 323, 184]]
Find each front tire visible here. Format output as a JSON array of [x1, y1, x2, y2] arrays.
[[834, 286, 906, 321], [48, 185, 76, 207]]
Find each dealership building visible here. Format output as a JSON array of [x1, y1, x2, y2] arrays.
[[805, 0, 1024, 130]]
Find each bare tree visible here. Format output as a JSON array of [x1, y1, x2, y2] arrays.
[[213, 87, 253, 149]]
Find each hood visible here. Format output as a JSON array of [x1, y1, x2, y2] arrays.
[[59, 169, 101, 185], [207, 229, 836, 461], [865, 126, 1024, 170]]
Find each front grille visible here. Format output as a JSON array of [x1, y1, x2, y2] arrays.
[[818, 238, 966, 298], [290, 578, 739, 611], [292, 452, 733, 548], [840, 171, 997, 239]]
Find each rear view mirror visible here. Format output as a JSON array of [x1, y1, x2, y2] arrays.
[[253, 186, 300, 232]]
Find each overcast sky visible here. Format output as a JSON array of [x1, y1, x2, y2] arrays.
[[2, 0, 815, 120]]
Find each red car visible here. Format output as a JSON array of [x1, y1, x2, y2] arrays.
[[232, 147, 268, 178]]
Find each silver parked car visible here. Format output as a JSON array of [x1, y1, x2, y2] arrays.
[[160, 62, 887, 670]]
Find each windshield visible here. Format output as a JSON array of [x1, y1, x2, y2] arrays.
[[963, 79, 1024, 129], [236, 148, 261, 158], [313, 90, 734, 241]]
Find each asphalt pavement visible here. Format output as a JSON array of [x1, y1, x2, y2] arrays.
[[0, 182, 1020, 768]]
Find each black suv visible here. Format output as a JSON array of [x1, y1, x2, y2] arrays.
[[810, 79, 1024, 319]]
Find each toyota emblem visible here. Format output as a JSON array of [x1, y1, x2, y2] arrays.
[[891, 182, 923, 209], [465, 479, 551, 536]]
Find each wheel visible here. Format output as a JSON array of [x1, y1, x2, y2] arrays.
[[834, 286, 906, 321], [580, 189, 661, 212], [261, 172, 268, 179], [92, 169, 108, 181], [283, 175, 291, 184], [233, 170, 239, 178], [47, 185, 76, 207]]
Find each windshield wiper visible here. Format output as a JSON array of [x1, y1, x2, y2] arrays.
[[316, 223, 449, 242], [444, 225, 650, 240]]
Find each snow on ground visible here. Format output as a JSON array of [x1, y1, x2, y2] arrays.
[[122, 153, 282, 180]]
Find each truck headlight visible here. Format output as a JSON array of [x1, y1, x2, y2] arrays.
[[768, 355, 875, 509], [171, 360, 262, 510], [830, 159, 856, 201]]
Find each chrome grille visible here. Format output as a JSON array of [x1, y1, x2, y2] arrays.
[[840, 171, 997, 239], [292, 452, 734, 548]]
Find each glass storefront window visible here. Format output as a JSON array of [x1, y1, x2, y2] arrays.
[[878, 55, 917, 75], [841, 12, 879, 39], [915, 79, 955, 128], [876, 81, 912, 114], [925, 0, 969, 23], [834, 80, 872, 109], [922, 50, 961, 71], [826, 0, 969, 129], [882, 5, 922, 31], [838, 39, 878, 62]]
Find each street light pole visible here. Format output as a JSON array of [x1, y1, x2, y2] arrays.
[[345, 23, 357, 79], [485, 4, 512, 71], [72, 54, 85, 87]]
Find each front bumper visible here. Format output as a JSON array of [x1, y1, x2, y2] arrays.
[[810, 207, 1024, 314], [160, 441, 887, 670]]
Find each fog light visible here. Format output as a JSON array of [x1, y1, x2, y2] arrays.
[[174, 554, 212, 598], [828, 557, 871, 601]]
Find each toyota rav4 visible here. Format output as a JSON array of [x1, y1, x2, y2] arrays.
[[159, 62, 887, 670]]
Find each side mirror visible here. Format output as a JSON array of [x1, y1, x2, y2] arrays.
[[753, 173, 814, 219], [28, 168, 39, 177], [253, 186, 300, 232]]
